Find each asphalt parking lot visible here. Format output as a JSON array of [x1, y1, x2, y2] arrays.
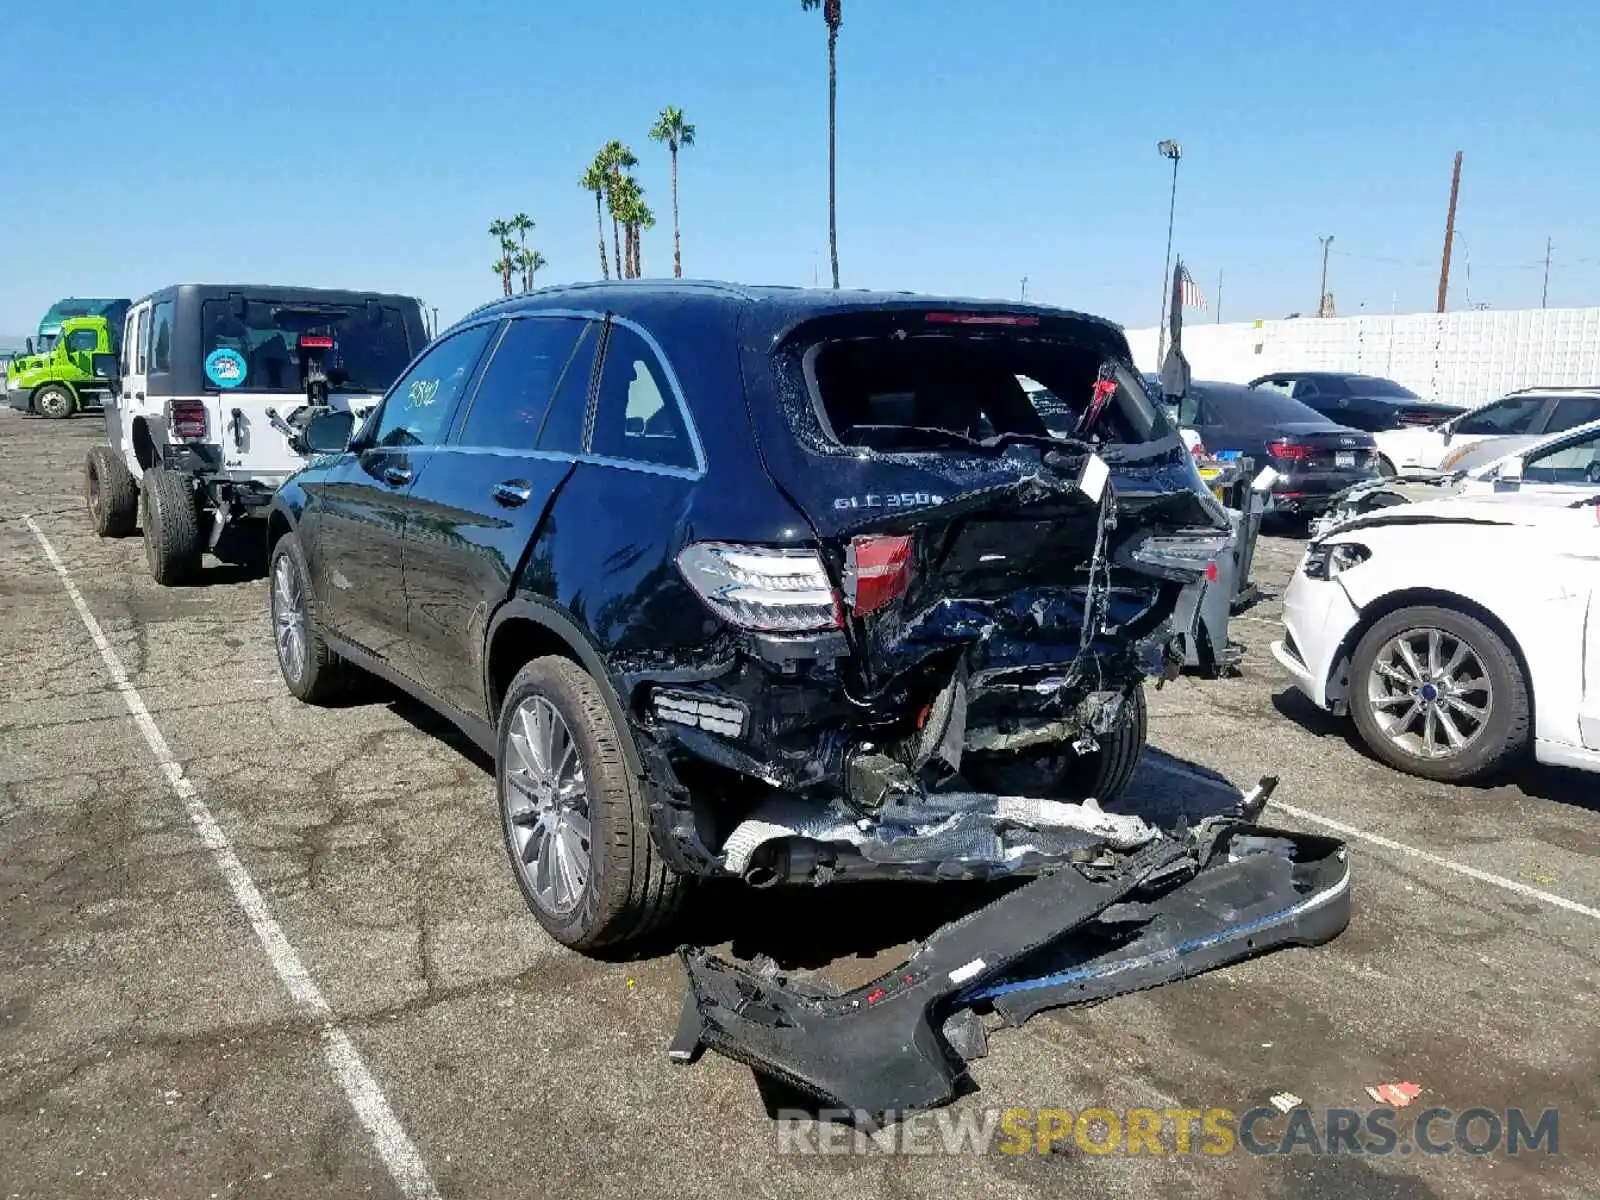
[[2, 407, 1596, 1199]]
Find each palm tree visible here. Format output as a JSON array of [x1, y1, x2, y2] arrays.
[[648, 106, 696, 278], [509, 213, 539, 292], [516, 247, 547, 292], [579, 160, 611, 279], [632, 198, 657, 277], [800, 0, 842, 288], [613, 176, 655, 278], [600, 140, 638, 282], [488, 217, 515, 296]]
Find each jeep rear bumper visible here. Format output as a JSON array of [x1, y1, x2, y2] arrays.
[[670, 807, 1349, 1123]]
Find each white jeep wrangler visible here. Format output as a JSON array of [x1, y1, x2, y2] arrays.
[[84, 284, 429, 584]]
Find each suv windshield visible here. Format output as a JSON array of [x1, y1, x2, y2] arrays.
[[1454, 395, 1549, 437], [799, 316, 1173, 452], [199, 298, 415, 393]]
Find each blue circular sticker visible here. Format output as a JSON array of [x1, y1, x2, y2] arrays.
[[205, 348, 247, 389]]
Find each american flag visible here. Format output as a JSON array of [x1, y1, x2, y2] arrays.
[[1179, 264, 1208, 311]]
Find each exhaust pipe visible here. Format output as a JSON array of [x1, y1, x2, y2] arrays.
[[741, 840, 830, 888]]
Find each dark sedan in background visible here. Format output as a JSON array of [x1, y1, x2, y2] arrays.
[[1174, 380, 1380, 519], [1247, 371, 1464, 432]]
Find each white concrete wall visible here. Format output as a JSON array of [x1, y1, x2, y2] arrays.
[[1125, 306, 1600, 406]]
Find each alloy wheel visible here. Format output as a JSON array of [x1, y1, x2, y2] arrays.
[[272, 555, 308, 684], [503, 696, 591, 916], [1365, 626, 1492, 760]]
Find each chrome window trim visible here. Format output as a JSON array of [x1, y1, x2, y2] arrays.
[[438, 307, 706, 479]]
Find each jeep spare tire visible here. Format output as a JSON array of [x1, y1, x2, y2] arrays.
[[33, 385, 75, 420], [85, 446, 139, 537], [139, 467, 203, 585]]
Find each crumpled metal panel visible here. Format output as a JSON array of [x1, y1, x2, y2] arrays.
[[720, 791, 1158, 877]]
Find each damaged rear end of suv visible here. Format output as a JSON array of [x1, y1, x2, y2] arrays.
[[651, 299, 1237, 891], [273, 284, 1348, 1115]]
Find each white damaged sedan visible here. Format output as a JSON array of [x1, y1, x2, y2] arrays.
[[1273, 490, 1600, 783]]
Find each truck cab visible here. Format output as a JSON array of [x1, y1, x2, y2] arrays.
[[4, 316, 120, 417]]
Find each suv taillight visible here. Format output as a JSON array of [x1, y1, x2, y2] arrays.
[[677, 543, 842, 633], [169, 399, 208, 441], [843, 534, 912, 615]]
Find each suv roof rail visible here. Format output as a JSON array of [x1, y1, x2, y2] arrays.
[[1504, 384, 1600, 395]]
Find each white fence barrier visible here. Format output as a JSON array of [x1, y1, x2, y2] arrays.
[[1125, 306, 1600, 406]]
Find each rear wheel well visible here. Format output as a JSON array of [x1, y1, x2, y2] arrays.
[[132, 418, 159, 471], [1331, 587, 1535, 720], [486, 617, 585, 719]]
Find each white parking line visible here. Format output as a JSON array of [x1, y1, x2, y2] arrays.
[[1144, 756, 1600, 923], [23, 516, 440, 1200]]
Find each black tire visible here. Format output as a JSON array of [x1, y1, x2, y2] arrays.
[[33, 384, 75, 419], [498, 656, 686, 951], [85, 446, 138, 537], [139, 467, 203, 585], [1376, 454, 1397, 478], [1349, 605, 1530, 784], [963, 683, 1149, 805], [268, 533, 348, 704]]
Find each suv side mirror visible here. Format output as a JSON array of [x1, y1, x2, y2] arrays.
[[302, 409, 356, 454], [92, 353, 119, 384], [1496, 455, 1523, 482]]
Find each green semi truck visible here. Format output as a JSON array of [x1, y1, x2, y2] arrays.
[[4, 315, 121, 418]]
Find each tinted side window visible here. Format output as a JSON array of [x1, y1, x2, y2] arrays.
[[134, 308, 150, 374], [1543, 396, 1600, 435], [370, 323, 495, 449], [588, 323, 696, 470], [1455, 396, 1549, 437], [149, 301, 174, 374], [1523, 428, 1600, 483], [65, 329, 97, 353], [535, 321, 600, 454], [121, 311, 138, 375], [1291, 379, 1321, 400], [457, 317, 589, 450]]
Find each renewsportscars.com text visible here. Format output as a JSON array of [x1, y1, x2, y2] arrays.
[[775, 1105, 1560, 1157]]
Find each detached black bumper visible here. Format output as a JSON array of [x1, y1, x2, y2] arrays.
[[670, 813, 1349, 1123]]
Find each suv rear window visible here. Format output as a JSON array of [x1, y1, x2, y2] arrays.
[[200, 298, 415, 393], [797, 314, 1172, 452]]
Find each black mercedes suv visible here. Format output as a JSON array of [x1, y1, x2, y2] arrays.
[[266, 282, 1233, 950]]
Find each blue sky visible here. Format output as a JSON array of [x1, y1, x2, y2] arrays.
[[3, 0, 1596, 337]]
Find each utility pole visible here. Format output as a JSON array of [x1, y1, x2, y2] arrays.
[[1542, 237, 1552, 308], [1318, 236, 1334, 317], [1436, 150, 1463, 313], [1216, 267, 1223, 324], [1020, 276, 1028, 302], [431, 307, 439, 339], [1155, 139, 1182, 363]]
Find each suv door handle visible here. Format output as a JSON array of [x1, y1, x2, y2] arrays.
[[492, 480, 532, 507], [382, 466, 412, 487]]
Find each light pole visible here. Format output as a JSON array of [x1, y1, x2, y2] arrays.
[[1155, 139, 1182, 364], [1318, 236, 1334, 317], [1020, 275, 1028, 302]]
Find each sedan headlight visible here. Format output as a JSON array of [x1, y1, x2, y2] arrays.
[[1302, 541, 1371, 580]]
